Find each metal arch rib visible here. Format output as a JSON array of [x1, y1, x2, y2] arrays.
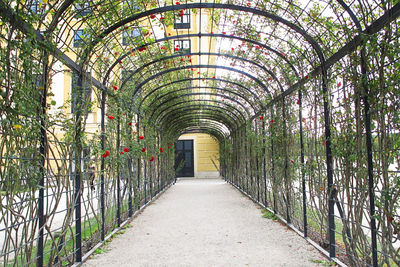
[[138, 77, 264, 110], [132, 65, 271, 110]]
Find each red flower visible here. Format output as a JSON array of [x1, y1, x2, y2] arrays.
[[160, 147, 163, 153], [128, 122, 132, 126], [175, 47, 179, 51], [176, 1, 180, 4], [290, 160, 294, 164], [259, 116, 263, 120], [112, 85, 118, 90], [168, 146, 171, 149], [150, 156, 155, 162], [150, 14, 156, 19], [108, 116, 115, 120], [141, 148, 146, 152], [120, 151, 124, 155], [102, 150, 110, 158], [124, 148, 129, 152], [270, 119, 274, 123], [305, 75, 309, 80], [161, 46, 166, 50], [139, 136, 144, 140], [302, 118, 306, 123], [338, 82, 342, 87], [160, 16, 165, 20], [212, 76, 216, 79], [222, 32, 226, 34], [297, 99, 300, 105]]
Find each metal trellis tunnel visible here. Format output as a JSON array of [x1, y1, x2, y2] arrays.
[[0, 0, 400, 266]]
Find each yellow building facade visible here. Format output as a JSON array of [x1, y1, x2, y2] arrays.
[[178, 133, 220, 178]]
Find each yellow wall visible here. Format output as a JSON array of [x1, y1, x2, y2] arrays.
[[178, 133, 220, 177]]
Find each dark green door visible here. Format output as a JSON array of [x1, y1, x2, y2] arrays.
[[175, 140, 194, 177]]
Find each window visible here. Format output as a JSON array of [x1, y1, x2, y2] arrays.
[[174, 9, 191, 29], [174, 40, 191, 54], [71, 73, 91, 113], [29, 0, 43, 14], [122, 28, 142, 45], [75, 3, 92, 17], [73, 30, 85, 47]]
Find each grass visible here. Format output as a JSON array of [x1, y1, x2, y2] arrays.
[[5, 201, 133, 266], [310, 259, 336, 266], [261, 208, 278, 221]]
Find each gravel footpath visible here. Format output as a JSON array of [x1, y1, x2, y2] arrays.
[[83, 178, 328, 267]]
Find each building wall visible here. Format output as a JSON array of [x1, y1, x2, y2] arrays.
[[178, 133, 220, 178]]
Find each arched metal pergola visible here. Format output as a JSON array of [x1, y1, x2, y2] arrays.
[[0, 1, 399, 266]]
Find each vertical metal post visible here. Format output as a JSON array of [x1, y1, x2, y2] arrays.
[[157, 136, 160, 194], [321, 68, 336, 258], [245, 127, 249, 192], [143, 127, 147, 203], [282, 98, 291, 224], [298, 90, 308, 237], [230, 137, 234, 185], [256, 121, 260, 202], [136, 116, 141, 209], [116, 111, 121, 227], [270, 108, 277, 214], [128, 155, 133, 217], [360, 49, 378, 267], [100, 83, 106, 241], [127, 116, 133, 217], [74, 159, 82, 262], [73, 73, 83, 263], [330, 2, 378, 260], [37, 59, 49, 267], [149, 136, 153, 199], [262, 118, 268, 207]]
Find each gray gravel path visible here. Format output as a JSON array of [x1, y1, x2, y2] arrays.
[[83, 178, 328, 267]]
